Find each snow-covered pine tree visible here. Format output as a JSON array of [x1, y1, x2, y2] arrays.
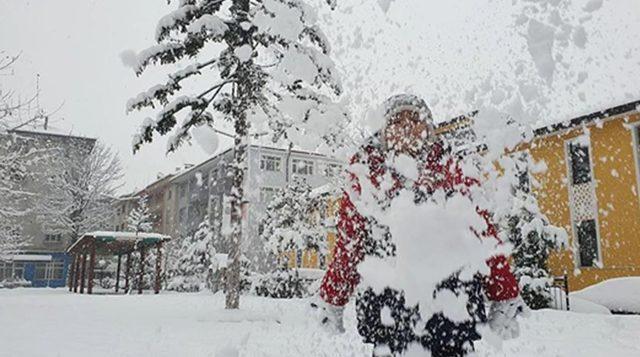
[[501, 154, 567, 309], [260, 176, 327, 265], [127, 194, 154, 233], [125, 195, 158, 292], [168, 220, 215, 292], [125, 0, 346, 309]]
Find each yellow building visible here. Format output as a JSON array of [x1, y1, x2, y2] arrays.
[[436, 101, 640, 291], [521, 100, 640, 291]]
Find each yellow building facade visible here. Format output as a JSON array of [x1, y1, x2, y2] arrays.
[[520, 101, 640, 291]]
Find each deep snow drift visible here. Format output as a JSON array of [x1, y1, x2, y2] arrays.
[[0, 289, 639, 357]]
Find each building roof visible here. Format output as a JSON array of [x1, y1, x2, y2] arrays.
[[8, 128, 96, 143], [67, 231, 171, 255], [533, 99, 640, 137], [168, 143, 342, 183], [434, 99, 640, 149]]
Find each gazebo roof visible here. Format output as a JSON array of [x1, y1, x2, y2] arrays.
[[67, 231, 171, 255]]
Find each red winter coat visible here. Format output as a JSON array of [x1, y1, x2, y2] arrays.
[[319, 142, 519, 307]]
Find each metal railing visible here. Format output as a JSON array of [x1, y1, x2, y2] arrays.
[[549, 274, 571, 311]]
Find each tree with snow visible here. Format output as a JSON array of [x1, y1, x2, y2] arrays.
[[124, 195, 158, 291], [38, 142, 122, 242], [125, 0, 346, 309], [260, 176, 328, 267], [168, 220, 216, 292], [127, 194, 154, 233], [0, 52, 58, 257], [498, 154, 567, 310], [0, 136, 34, 257]]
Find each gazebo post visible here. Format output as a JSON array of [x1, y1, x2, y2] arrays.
[[87, 239, 96, 295], [79, 245, 87, 294], [73, 253, 81, 293], [68, 254, 76, 292], [115, 254, 122, 293], [124, 252, 131, 294], [138, 245, 146, 295], [154, 242, 163, 294]]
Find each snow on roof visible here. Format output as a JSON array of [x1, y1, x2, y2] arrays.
[[9, 128, 96, 142], [67, 231, 171, 253], [0, 254, 53, 262], [310, 184, 336, 198]]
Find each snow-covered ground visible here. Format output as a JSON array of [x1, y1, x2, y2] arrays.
[[0, 289, 639, 357]]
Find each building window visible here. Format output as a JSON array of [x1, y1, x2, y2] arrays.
[[260, 155, 282, 172], [0, 262, 25, 280], [44, 233, 63, 243], [35, 261, 64, 281], [632, 125, 640, 196], [568, 140, 592, 185], [296, 250, 303, 268], [292, 159, 314, 175], [576, 219, 599, 267], [35, 262, 47, 280], [179, 183, 187, 198], [324, 163, 342, 177], [260, 187, 280, 203]]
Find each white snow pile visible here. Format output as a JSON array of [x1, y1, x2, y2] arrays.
[[549, 287, 610, 315], [570, 277, 640, 314], [1, 289, 640, 356]]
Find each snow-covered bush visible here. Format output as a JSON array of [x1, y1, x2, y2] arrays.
[[497, 154, 567, 309], [253, 269, 306, 299], [0, 277, 31, 289], [127, 194, 154, 233], [168, 220, 215, 292], [260, 177, 328, 267], [129, 248, 158, 292]]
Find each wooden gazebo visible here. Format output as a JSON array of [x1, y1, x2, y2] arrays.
[[66, 231, 171, 295]]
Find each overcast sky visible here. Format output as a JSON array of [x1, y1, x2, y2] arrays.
[[1, 0, 639, 193]]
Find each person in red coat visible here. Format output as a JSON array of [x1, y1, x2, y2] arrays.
[[315, 95, 528, 356]]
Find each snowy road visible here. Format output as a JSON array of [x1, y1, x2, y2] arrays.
[[0, 289, 638, 357]]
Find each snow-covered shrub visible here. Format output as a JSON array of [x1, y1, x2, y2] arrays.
[[167, 220, 215, 292], [0, 277, 31, 289], [129, 248, 158, 292], [127, 194, 154, 233], [497, 153, 567, 309], [260, 177, 328, 263], [253, 269, 305, 299]]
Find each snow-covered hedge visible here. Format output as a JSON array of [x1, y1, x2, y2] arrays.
[[0, 278, 31, 289], [570, 277, 640, 314], [252, 269, 322, 299]]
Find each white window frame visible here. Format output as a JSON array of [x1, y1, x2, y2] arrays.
[[629, 122, 640, 206], [564, 135, 603, 268], [259, 187, 280, 203], [324, 162, 342, 177], [292, 158, 314, 176], [260, 155, 282, 172], [44, 233, 63, 243], [0, 262, 25, 280]]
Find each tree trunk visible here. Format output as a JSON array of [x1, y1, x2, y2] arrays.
[[225, 0, 251, 310], [226, 110, 247, 310]]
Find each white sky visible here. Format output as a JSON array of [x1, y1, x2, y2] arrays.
[[1, 0, 639, 193]]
